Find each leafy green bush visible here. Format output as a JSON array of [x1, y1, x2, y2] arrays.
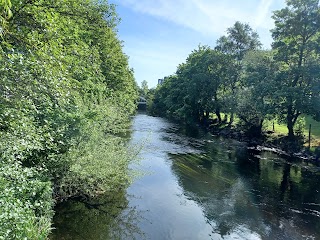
[[0, 1, 138, 238], [54, 100, 135, 200], [0, 162, 53, 239]]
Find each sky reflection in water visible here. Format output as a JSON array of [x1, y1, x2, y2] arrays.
[[52, 113, 320, 240]]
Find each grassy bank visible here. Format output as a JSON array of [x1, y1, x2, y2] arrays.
[[206, 113, 320, 153], [264, 116, 320, 149]]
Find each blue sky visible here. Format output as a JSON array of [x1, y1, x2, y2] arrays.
[[109, 0, 286, 88]]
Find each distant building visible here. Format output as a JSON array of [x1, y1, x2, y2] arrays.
[[158, 78, 164, 85]]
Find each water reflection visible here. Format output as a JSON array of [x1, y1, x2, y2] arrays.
[[51, 114, 320, 240], [170, 142, 320, 239], [50, 191, 145, 240], [237, 150, 320, 236]]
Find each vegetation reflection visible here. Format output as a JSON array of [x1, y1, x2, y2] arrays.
[[169, 138, 320, 239], [51, 190, 145, 240]]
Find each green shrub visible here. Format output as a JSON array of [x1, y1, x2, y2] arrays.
[[0, 1, 138, 238], [54, 100, 135, 201], [0, 162, 53, 239]]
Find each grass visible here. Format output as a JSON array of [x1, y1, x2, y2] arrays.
[[264, 115, 320, 148], [305, 115, 320, 137], [210, 112, 320, 148], [263, 119, 288, 135]]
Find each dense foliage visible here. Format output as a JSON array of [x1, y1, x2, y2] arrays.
[[151, 0, 320, 141], [271, 0, 320, 138], [0, 0, 137, 238]]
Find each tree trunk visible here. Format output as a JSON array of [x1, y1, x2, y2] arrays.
[[248, 121, 263, 138], [215, 109, 221, 123], [198, 109, 204, 122], [286, 104, 300, 140], [287, 104, 295, 139], [257, 119, 264, 137], [287, 120, 295, 139], [229, 112, 234, 125], [202, 110, 210, 126], [280, 164, 291, 201], [223, 114, 228, 123], [214, 93, 221, 123], [205, 110, 209, 119]]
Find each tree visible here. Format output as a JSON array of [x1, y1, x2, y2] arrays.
[[0, 0, 12, 38], [178, 46, 217, 122], [215, 21, 261, 124], [215, 21, 261, 61], [237, 50, 278, 137], [182, 46, 232, 122], [0, 0, 138, 237], [140, 80, 149, 97], [271, 0, 320, 139]]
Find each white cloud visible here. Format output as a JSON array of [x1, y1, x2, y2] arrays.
[[254, 0, 274, 28], [112, 0, 287, 86], [116, 0, 284, 42]]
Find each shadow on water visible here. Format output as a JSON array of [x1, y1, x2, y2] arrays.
[[170, 140, 320, 239], [50, 190, 146, 240], [51, 114, 320, 240]]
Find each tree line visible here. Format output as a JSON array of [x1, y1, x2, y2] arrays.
[[0, 0, 138, 238], [151, 0, 320, 141]]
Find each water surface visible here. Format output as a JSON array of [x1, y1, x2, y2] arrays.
[[51, 113, 320, 240]]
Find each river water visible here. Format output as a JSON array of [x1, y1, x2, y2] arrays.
[[51, 113, 320, 240]]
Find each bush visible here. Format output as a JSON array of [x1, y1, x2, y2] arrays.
[[0, 162, 53, 239], [53, 100, 135, 201], [0, 1, 138, 238]]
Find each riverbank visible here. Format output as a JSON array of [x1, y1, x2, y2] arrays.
[[149, 108, 320, 163], [203, 120, 320, 163], [50, 113, 320, 239]]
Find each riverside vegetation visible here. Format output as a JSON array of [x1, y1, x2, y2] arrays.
[[1, 0, 320, 239], [0, 0, 138, 239], [149, 0, 320, 154]]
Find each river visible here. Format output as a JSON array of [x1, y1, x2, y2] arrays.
[[51, 113, 320, 240]]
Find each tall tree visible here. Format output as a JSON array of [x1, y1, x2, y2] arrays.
[[271, 0, 320, 139], [178, 46, 216, 121], [169, 46, 231, 123], [238, 50, 278, 137], [150, 75, 187, 119], [215, 21, 261, 61], [215, 21, 261, 124], [140, 80, 149, 97]]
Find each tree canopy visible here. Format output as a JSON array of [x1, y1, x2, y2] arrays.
[[271, 0, 320, 139], [0, 0, 138, 238], [152, 1, 320, 141]]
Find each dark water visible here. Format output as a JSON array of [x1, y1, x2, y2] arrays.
[[51, 113, 320, 240]]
